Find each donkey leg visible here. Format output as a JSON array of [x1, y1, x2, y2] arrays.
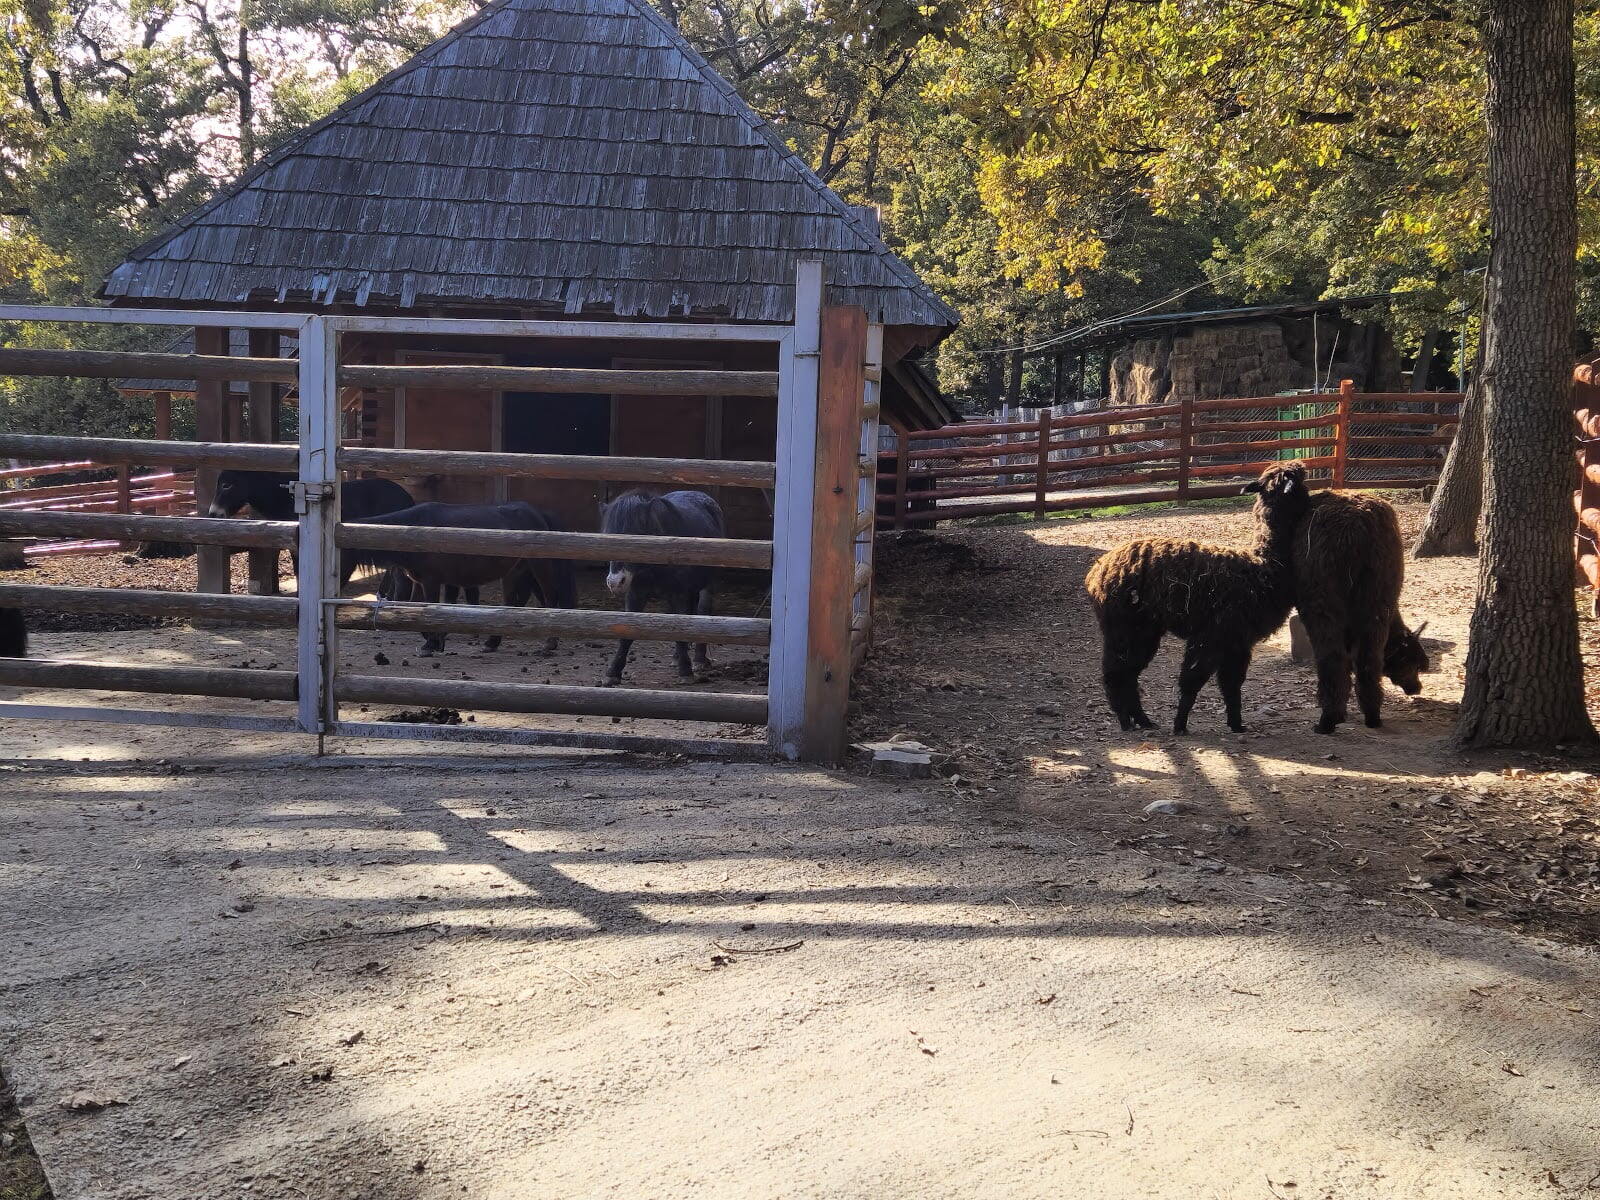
[[1216, 644, 1253, 733], [420, 580, 446, 655], [603, 590, 640, 686], [672, 590, 697, 679], [491, 571, 538, 654], [1173, 640, 1219, 735], [692, 587, 713, 670]]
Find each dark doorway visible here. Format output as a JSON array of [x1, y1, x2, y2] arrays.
[[503, 392, 610, 455]]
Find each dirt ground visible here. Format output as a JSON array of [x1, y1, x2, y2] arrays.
[[0, 507, 1597, 1198], [858, 499, 1600, 947]]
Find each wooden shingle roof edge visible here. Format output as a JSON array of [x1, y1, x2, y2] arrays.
[[101, 0, 959, 334]]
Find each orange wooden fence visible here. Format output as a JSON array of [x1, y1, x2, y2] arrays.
[[881, 380, 1463, 528], [1573, 360, 1600, 610], [0, 462, 196, 556]]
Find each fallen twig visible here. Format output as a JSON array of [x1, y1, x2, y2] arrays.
[[290, 921, 442, 947], [713, 939, 804, 955]]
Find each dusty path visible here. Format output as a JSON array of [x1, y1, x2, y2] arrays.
[[1, 500, 1598, 1196], [0, 739, 1597, 1198]]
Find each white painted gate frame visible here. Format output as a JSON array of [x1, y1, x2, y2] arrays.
[[0, 264, 839, 757]]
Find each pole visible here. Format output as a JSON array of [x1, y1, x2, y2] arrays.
[[193, 327, 231, 594], [768, 261, 824, 760], [1335, 378, 1354, 488], [296, 315, 341, 739], [1034, 406, 1051, 519]]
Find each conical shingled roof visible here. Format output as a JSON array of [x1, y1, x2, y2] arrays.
[[102, 0, 957, 330]]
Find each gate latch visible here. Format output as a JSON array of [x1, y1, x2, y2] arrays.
[[291, 480, 335, 514]]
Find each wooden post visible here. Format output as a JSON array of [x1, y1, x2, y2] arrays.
[[768, 261, 825, 760], [892, 420, 910, 530], [854, 324, 884, 659], [114, 464, 132, 515], [153, 392, 172, 440], [246, 330, 281, 595], [1034, 405, 1051, 519], [801, 302, 868, 765], [297, 315, 341, 739], [1176, 390, 1193, 503], [1335, 378, 1354, 488], [193, 327, 231, 593]]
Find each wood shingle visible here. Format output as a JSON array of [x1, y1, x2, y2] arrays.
[[102, 0, 957, 331]]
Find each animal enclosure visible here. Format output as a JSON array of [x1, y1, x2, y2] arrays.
[[0, 264, 880, 763], [881, 379, 1463, 527]]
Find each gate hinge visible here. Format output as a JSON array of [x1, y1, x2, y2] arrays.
[[292, 480, 335, 514]]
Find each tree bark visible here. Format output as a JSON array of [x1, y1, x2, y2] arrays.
[[1413, 374, 1484, 557], [1456, 0, 1595, 747]]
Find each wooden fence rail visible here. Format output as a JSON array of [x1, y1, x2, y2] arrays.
[[883, 380, 1462, 528]]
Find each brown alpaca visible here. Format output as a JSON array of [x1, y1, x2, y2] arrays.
[[1085, 461, 1311, 734], [1292, 491, 1429, 733]]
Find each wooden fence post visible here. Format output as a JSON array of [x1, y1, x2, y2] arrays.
[[193, 327, 231, 594], [769, 261, 825, 760], [1334, 378, 1354, 487], [1034, 405, 1051, 519], [246, 329, 282, 595], [893, 421, 910, 530], [798, 303, 867, 765], [114, 464, 132, 515], [296, 315, 341, 740], [1176, 391, 1193, 502], [854, 324, 883, 661]]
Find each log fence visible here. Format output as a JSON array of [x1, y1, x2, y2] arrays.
[[0, 262, 877, 762], [882, 379, 1463, 527], [0, 457, 196, 557]]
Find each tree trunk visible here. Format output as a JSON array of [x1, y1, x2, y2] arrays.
[[1456, 0, 1594, 748], [1413, 374, 1484, 557]]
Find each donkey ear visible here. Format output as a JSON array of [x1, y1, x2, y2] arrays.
[[1413, 620, 1429, 636], [1242, 480, 1263, 494]]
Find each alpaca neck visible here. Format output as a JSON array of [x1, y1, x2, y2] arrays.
[[1252, 505, 1306, 589]]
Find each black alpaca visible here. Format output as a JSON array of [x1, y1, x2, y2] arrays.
[[1293, 489, 1431, 733], [599, 489, 724, 685], [1085, 461, 1312, 734], [207, 469, 417, 595]]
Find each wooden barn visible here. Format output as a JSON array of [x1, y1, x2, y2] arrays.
[[103, 0, 957, 580]]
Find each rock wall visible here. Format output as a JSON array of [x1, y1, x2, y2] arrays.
[[1108, 317, 1405, 407]]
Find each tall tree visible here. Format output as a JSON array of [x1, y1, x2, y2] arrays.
[[1456, 0, 1594, 746]]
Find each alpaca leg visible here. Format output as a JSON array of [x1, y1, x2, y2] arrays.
[[1216, 646, 1253, 733], [1101, 625, 1159, 730], [1313, 645, 1353, 734], [1173, 641, 1219, 735], [1354, 627, 1387, 727]]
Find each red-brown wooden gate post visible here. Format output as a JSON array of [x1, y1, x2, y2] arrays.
[[892, 420, 910, 530], [1034, 405, 1052, 519], [1334, 378, 1354, 487], [799, 303, 868, 764], [1176, 391, 1193, 502]]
